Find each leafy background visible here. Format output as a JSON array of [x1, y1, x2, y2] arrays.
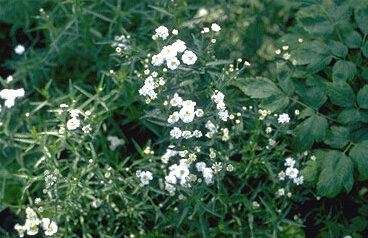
[[0, 0, 368, 237]]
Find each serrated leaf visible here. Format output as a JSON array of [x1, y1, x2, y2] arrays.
[[349, 140, 368, 180], [261, 94, 290, 112], [328, 1, 352, 24], [277, 61, 295, 96], [299, 86, 327, 109], [342, 30, 362, 49], [332, 60, 357, 82], [324, 126, 350, 149], [231, 77, 281, 99], [297, 5, 333, 35], [355, 6, 368, 35], [293, 115, 327, 151], [326, 81, 355, 107], [317, 150, 354, 198], [338, 108, 361, 124], [327, 40, 348, 58], [357, 85, 368, 109]]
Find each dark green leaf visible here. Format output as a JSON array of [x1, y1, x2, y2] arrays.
[[342, 30, 362, 49], [317, 150, 354, 198], [327, 40, 348, 58], [324, 126, 350, 149], [293, 115, 327, 151], [357, 85, 368, 109], [300, 160, 318, 184], [349, 140, 368, 180], [231, 77, 281, 99], [299, 87, 327, 109], [297, 5, 333, 35], [261, 94, 289, 112], [363, 41, 368, 58], [326, 81, 355, 107], [355, 6, 368, 35], [332, 60, 357, 82], [338, 108, 361, 124]]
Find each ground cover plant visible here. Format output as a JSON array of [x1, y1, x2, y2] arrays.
[[0, 0, 367, 237]]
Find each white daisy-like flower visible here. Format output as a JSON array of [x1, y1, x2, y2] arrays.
[[167, 57, 180, 70], [202, 167, 214, 184], [193, 130, 203, 138], [165, 182, 176, 193], [170, 127, 182, 139], [278, 171, 286, 181], [278, 113, 290, 124], [161, 45, 177, 60], [168, 111, 180, 124], [293, 176, 304, 185], [14, 44, 25, 55], [155, 26, 169, 40], [179, 106, 195, 123], [181, 50, 197, 65], [66, 117, 80, 130], [285, 167, 299, 179], [218, 110, 229, 121], [14, 224, 27, 238], [277, 188, 285, 196], [195, 109, 204, 117], [284, 157, 295, 167], [151, 54, 164, 66], [25, 218, 40, 236], [165, 172, 177, 184], [45, 174, 57, 187], [172, 39, 187, 53], [212, 162, 223, 173], [170, 93, 183, 107], [182, 130, 192, 139], [82, 124, 92, 134], [44, 220, 58, 236], [211, 23, 221, 32], [69, 109, 80, 117], [195, 162, 206, 172], [173, 163, 190, 181], [139, 171, 153, 185]]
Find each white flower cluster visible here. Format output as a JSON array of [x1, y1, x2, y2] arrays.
[[138, 75, 166, 103], [0, 88, 25, 109], [205, 120, 218, 138], [211, 90, 229, 122], [14, 207, 58, 237], [278, 157, 304, 186], [58, 105, 92, 134], [136, 170, 153, 185], [111, 34, 129, 50]]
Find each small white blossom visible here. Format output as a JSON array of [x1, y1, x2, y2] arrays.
[[66, 117, 80, 130], [285, 167, 299, 179], [293, 176, 304, 185], [167, 57, 180, 70], [170, 127, 182, 139], [155, 26, 169, 40], [82, 124, 92, 134], [138, 171, 153, 185], [168, 111, 180, 124], [278, 113, 290, 124], [172, 39, 187, 53], [14, 44, 25, 55], [211, 23, 221, 32], [284, 157, 295, 167], [181, 50, 197, 65]]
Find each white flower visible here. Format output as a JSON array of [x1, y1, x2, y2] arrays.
[[293, 176, 304, 185], [179, 106, 195, 123], [172, 39, 187, 53], [6, 75, 13, 83], [196, 162, 206, 172], [139, 171, 153, 185], [278, 171, 286, 181], [284, 157, 295, 167], [0, 88, 25, 108], [44, 220, 58, 236], [170, 127, 182, 139], [14, 224, 26, 238], [165, 172, 177, 184], [182, 100, 196, 109], [285, 167, 299, 179], [107, 136, 125, 150], [212, 162, 223, 173], [170, 93, 183, 107], [165, 182, 176, 193], [45, 174, 57, 187], [173, 163, 190, 181], [182, 130, 192, 139], [218, 110, 229, 121], [66, 117, 80, 130], [151, 54, 164, 66], [69, 109, 80, 117], [211, 91, 224, 103], [82, 124, 92, 134], [25, 207, 37, 219], [14, 44, 25, 55], [181, 50, 197, 65], [168, 111, 180, 124], [193, 130, 203, 138], [155, 26, 169, 40], [172, 29, 179, 35], [167, 57, 180, 70], [25, 218, 40, 236], [161, 45, 177, 60], [202, 167, 214, 184], [138, 82, 155, 96], [278, 113, 290, 124], [211, 23, 221, 32], [277, 188, 285, 196], [195, 109, 204, 117]]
